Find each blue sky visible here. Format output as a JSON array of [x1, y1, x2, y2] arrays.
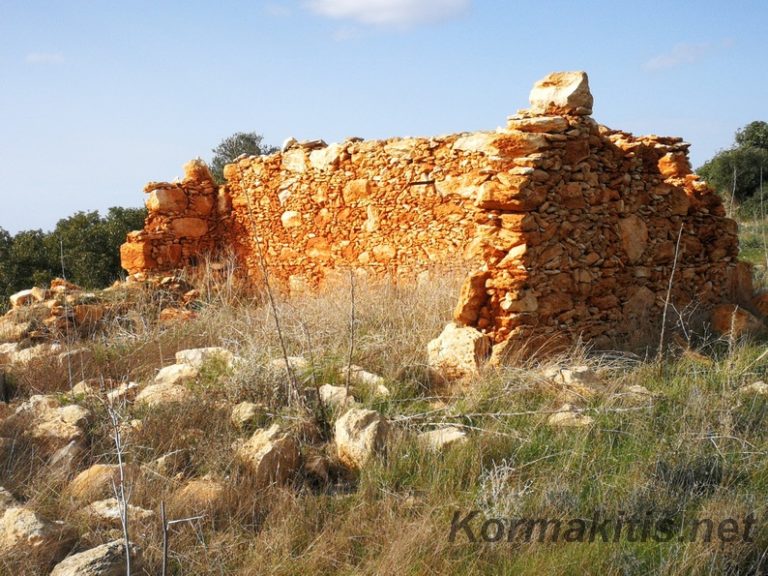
[[1, 0, 765, 233]]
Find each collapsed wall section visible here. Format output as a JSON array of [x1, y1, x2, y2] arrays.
[[120, 71, 750, 358]]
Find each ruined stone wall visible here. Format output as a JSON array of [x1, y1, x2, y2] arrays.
[[120, 162, 221, 273], [121, 72, 749, 356]]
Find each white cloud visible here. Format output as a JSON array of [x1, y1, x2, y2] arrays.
[[25, 52, 64, 65], [307, 0, 470, 27], [643, 43, 710, 71]]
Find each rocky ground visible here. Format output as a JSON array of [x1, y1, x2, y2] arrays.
[[1, 271, 768, 575]]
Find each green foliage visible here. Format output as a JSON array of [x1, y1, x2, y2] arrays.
[[736, 120, 768, 150], [0, 207, 146, 311], [698, 120, 768, 203], [209, 131, 278, 184]]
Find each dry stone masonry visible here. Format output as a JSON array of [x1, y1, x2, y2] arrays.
[[121, 71, 755, 362]]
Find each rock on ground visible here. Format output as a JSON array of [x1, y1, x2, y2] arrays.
[[153, 363, 199, 387], [11, 395, 90, 453], [66, 464, 133, 504], [175, 347, 235, 369], [51, 540, 141, 576], [547, 404, 594, 428], [234, 424, 301, 487], [427, 322, 491, 381], [0, 506, 74, 565], [418, 426, 468, 451], [334, 408, 389, 471], [134, 382, 193, 408]]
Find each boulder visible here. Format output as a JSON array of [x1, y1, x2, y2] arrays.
[[270, 356, 309, 373], [318, 384, 356, 409], [529, 71, 593, 116], [51, 540, 141, 576], [340, 365, 389, 396], [334, 408, 389, 471], [12, 395, 90, 452], [234, 424, 301, 487], [154, 363, 199, 386], [0, 506, 73, 564], [80, 498, 154, 528], [9, 287, 47, 308], [738, 381, 768, 396], [168, 477, 228, 517], [230, 402, 265, 429], [66, 464, 131, 504], [427, 322, 491, 380], [135, 382, 193, 408]]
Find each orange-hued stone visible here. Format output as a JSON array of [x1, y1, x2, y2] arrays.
[[120, 241, 155, 273], [117, 71, 746, 361]]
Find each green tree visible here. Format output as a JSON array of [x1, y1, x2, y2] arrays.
[[210, 132, 278, 184], [698, 147, 768, 203], [51, 207, 147, 288], [0, 207, 147, 311], [697, 120, 768, 203], [736, 121, 768, 150]]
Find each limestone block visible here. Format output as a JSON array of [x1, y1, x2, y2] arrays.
[[529, 71, 593, 116], [171, 217, 208, 238], [427, 322, 491, 380], [146, 187, 187, 213]]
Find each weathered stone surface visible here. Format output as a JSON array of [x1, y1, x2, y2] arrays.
[[230, 402, 265, 429], [135, 382, 193, 408], [66, 464, 128, 504], [169, 477, 228, 516], [12, 395, 90, 452], [81, 498, 154, 528], [711, 304, 764, 338], [146, 187, 187, 213], [154, 363, 199, 386], [418, 426, 468, 451], [319, 384, 356, 409], [9, 287, 47, 308], [270, 356, 309, 372], [51, 540, 141, 576], [171, 217, 208, 238], [427, 322, 491, 380], [0, 507, 73, 564], [738, 381, 768, 396], [547, 404, 594, 427], [234, 424, 301, 487], [334, 408, 389, 471], [529, 71, 593, 116], [175, 347, 234, 369], [618, 215, 648, 263], [339, 365, 389, 396]]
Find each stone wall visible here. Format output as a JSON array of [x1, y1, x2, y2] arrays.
[[121, 71, 752, 357]]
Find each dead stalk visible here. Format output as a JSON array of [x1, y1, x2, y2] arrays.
[[345, 269, 356, 395], [657, 223, 684, 365], [106, 401, 131, 575], [160, 500, 205, 576]]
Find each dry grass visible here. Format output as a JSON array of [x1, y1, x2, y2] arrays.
[[2, 263, 768, 575]]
